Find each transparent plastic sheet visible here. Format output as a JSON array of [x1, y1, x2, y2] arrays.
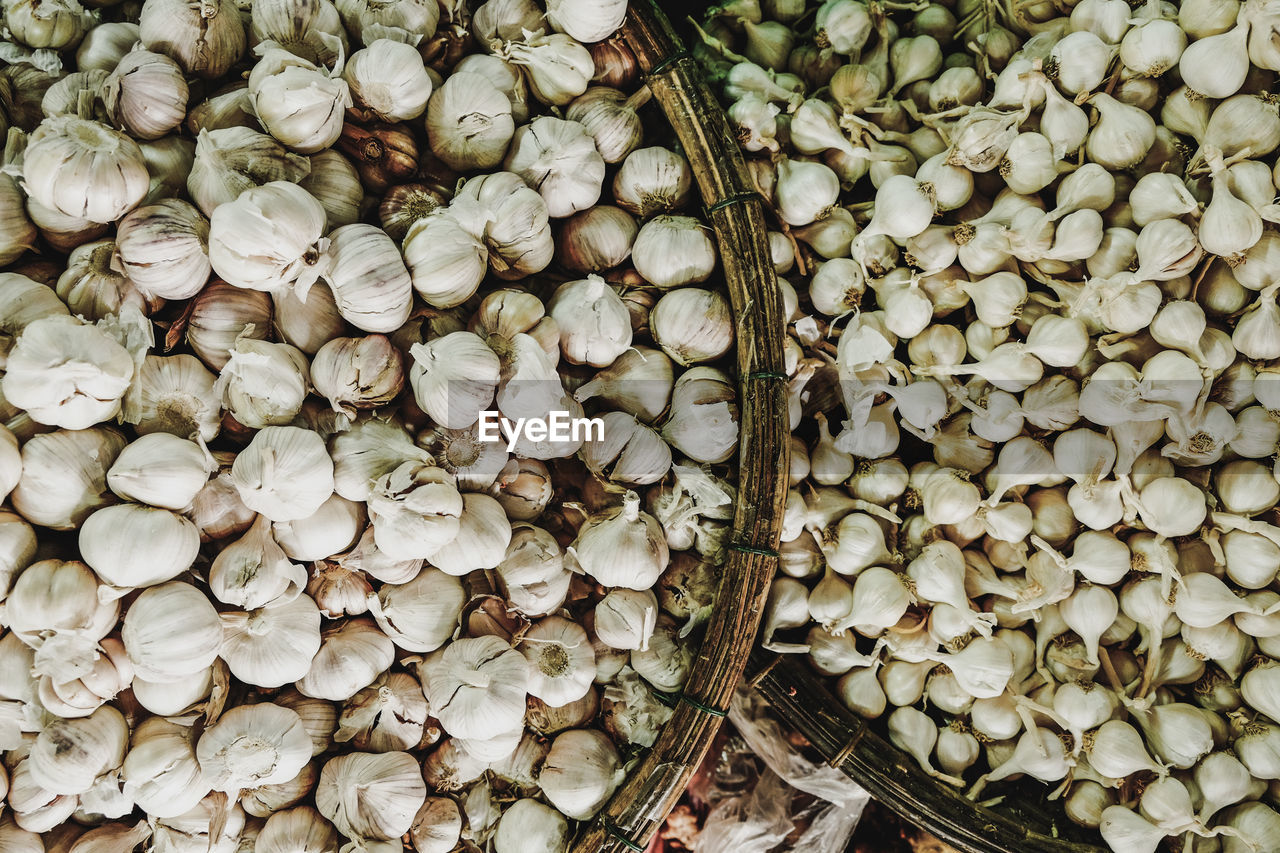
[[692, 686, 871, 853]]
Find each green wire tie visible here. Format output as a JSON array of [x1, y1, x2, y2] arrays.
[[728, 542, 779, 557], [746, 371, 787, 381], [602, 819, 646, 853], [680, 693, 729, 717], [704, 191, 764, 216], [647, 49, 691, 77]]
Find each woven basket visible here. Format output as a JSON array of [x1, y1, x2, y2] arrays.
[[586, 5, 1113, 853], [569, 2, 790, 852]]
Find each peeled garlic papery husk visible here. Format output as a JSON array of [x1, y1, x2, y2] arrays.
[[21, 115, 148, 224], [2, 314, 134, 429], [315, 751, 426, 845], [216, 337, 310, 429], [79, 503, 201, 590], [367, 566, 465, 652], [106, 432, 214, 510], [220, 594, 322, 688], [112, 199, 210, 301], [208, 514, 306, 609], [246, 48, 351, 155], [632, 214, 717, 288], [122, 581, 223, 682], [423, 634, 529, 740], [506, 32, 594, 106], [28, 704, 128, 796], [195, 703, 311, 794], [612, 145, 693, 218], [425, 71, 515, 171], [121, 718, 210, 819], [504, 115, 606, 218], [187, 128, 312, 218], [230, 425, 335, 522], [571, 490, 669, 589], [10, 426, 125, 529], [209, 181, 328, 294], [538, 728, 625, 821], [651, 287, 734, 365]]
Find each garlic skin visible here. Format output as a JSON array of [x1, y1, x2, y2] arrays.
[[651, 287, 735, 365], [79, 503, 201, 590], [613, 146, 693, 218], [196, 703, 312, 794]]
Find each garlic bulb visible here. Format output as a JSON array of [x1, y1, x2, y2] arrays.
[[310, 334, 403, 416], [9, 426, 125, 530], [632, 214, 717, 288], [220, 594, 323, 688], [185, 281, 273, 371], [520, 615, 596, 706], [28, 705, 129, 796], [343, 39, 431, 122], [196, 703, 312, 794], [504, 116, 606, 218], [2, 315, 135, 429], [208, 181, 328, 294], [538, 729, 625, 821], [424, 635, 529, 740], [79, 503, 201, 590], [113, 199, 211, 301], [408, 331, 500, 429], [315, 752, 426, 845], [247, 49, 351, 154], [208, 514, 307, 609], [122, 581, 223, 682], [21, 115, 148, 224], [297, 617, 394, 701], [547, 274, 632, 366], [367, 567, 465, 653], [571, 491, 669, 589], [425, 72, 515, 171], [612, 146, 693, 218], [493, 798, 567, 853], [229, 425, 335, 522], [507, 32, 594, 106], [103, 48, 189, 140], [321, 223, 413, 333], [125, 353, 223, 443], [651, 287, 734, 365], [187, 128, 311, 217], [139, 0, 245, 79]]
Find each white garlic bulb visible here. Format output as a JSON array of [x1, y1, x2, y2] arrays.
[[122, 581, 224, 682], [208, 181, 328, 294], [425, 71, 515, 171], [215, 338, 311, 429], [538, 729, 625, 821], [220, 594, 323, 688], [504, 116, 606, 218], [547, 274, 632, 366], [112, 199, 211, 301], [196, 703, 312, 794], [247, 48, 352, 154], [107, 433, 214, 510], [21, 115, 149, 224], [315, 752, 426, 845], [78, 503, 201, 590], [229, 426, 336, 522], [423, 635, 529, 740], [571, 490, 669, 590], [632, 214, 717, 288], [322, 223, 414, 333], [367, 567, 465, 653], [344, 38, 432, 122]]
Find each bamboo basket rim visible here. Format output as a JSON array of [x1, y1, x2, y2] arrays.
[[569, 2, 789, 851]]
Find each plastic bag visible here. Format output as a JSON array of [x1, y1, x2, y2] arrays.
[[692, 686, 870, 853]]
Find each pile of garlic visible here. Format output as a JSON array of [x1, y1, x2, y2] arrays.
[[711, 0, 1280, 848], [0, 0, 751, 850]]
